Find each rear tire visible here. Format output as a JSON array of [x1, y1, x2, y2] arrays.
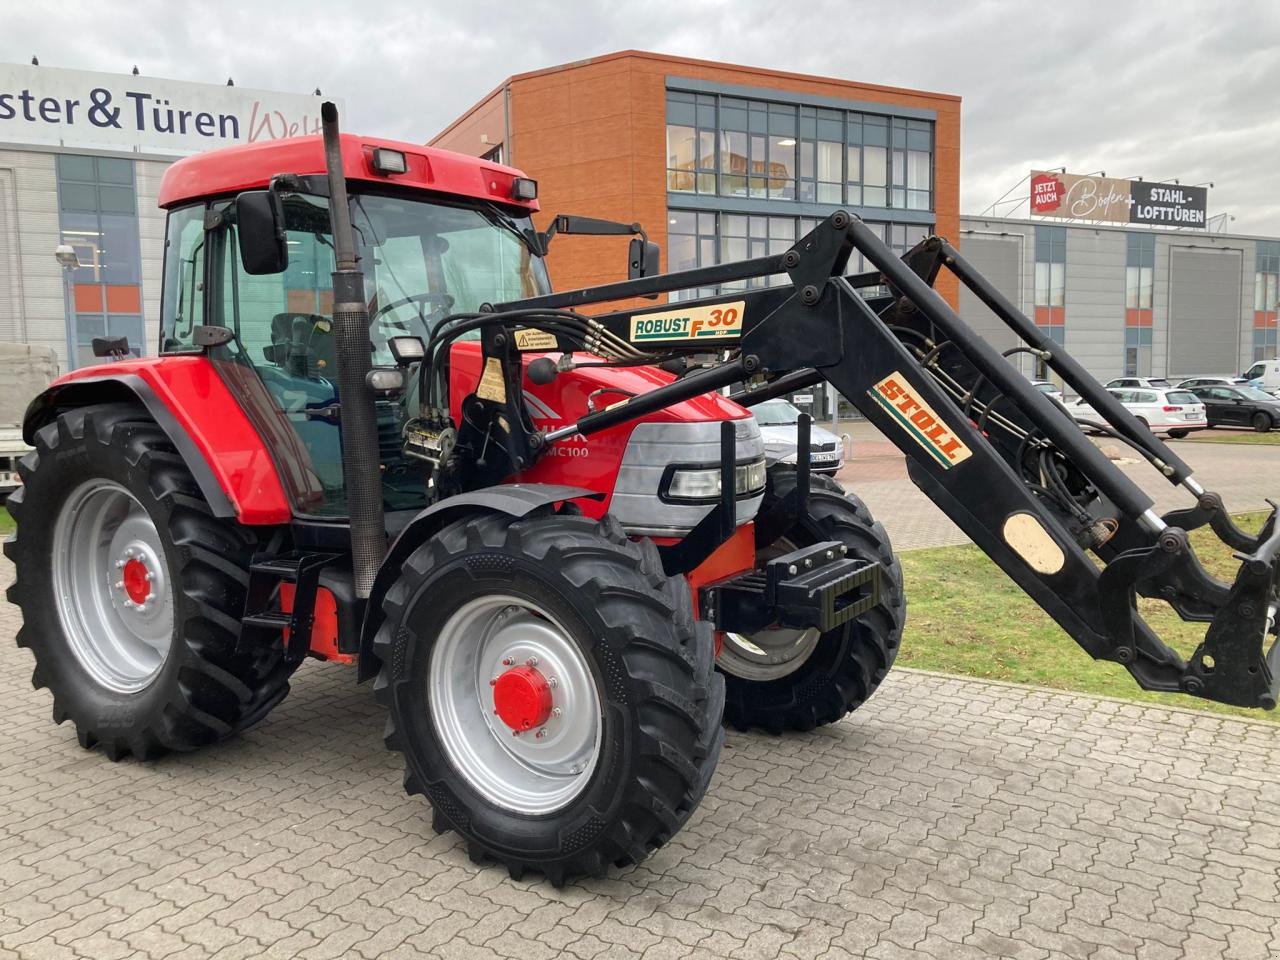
[[719, 469, 905, 733], [1253, 412, 1272, 433], [1168, 429, 1189, 439], [374, 510, 723, 885], [4, 404, 293, 760]]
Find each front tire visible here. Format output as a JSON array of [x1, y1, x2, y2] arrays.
[[719, 469, 905, 733], [374, 511, 723, 884], [4, 404, 293, 760]]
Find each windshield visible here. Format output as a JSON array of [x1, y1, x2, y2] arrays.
[[754, 400, 803, 426], [350, 194, 550, 364]]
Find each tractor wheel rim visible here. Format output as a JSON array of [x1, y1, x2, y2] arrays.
[[429, 594, 602, 815], [52, 479, 174, 694], [717, 536, 823, 681]]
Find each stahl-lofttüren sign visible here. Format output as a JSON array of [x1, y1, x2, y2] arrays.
[[1029, 170, 1207, 229]]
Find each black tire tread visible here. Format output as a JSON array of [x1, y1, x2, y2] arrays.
[[721, 470, 905, 733], [4, 403, 292, 760], [373, 510, 723, 884]]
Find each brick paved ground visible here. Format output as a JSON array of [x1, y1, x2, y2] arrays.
[[835, 422, 1280, 550], [3, 551, 1280, 959]]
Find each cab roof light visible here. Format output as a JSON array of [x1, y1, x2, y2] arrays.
[[371, 148, 407, 176], [512, 177, 538, 201]]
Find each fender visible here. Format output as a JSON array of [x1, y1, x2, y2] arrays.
[[22, 358, 291, 525], [357, 483, 604, 681]]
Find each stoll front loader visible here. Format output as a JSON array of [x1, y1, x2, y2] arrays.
[[7, 104, 1278, 884]]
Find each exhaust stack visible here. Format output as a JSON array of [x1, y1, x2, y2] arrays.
[[321, 101, 385, 597]]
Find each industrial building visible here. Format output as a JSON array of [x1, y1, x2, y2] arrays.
[[0, 61, 332, 371], [958, 215, 1278, 383]]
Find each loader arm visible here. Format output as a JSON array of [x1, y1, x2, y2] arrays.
[[462, 211, 1279, 710]]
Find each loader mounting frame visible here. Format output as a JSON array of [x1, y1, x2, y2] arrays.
[[456, 211, 1280, 711]]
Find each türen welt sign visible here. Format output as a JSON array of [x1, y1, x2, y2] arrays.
[[0, 63, 340, 157]]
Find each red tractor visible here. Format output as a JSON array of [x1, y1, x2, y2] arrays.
[[8, 105, 1278, 884]]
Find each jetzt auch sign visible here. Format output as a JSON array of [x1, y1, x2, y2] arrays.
[[0, 63, 340, 157]]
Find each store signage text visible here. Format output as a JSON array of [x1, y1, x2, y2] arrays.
[[0, 63, 337, 157], [1029, 170, 1207, 229]]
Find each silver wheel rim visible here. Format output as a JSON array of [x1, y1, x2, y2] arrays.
[[718, 536, 822, 681], [52, 479, 174, 693], [429, 594, 602, 815]]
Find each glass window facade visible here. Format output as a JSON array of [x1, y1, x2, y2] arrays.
[[1033, 226, 1067, 378], [1255, 240, 1279, 362], [666, 90, 933, 211], [1124, 233, 1155, 375], [666, 209, 927, 301], [56, 154, 144, 368]]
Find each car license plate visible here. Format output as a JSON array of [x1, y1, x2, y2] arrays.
[[1185, 413, 1199, 420], [811, 452, 838, 462]]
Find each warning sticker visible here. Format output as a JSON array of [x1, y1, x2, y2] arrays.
[[476, 357, 507, 403], [514, 328, 558, 351]]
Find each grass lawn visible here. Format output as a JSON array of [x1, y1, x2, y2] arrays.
[[0, 504, 11, 537], [897, 511, 1278, 723], [1183, 429, 1280, 445]]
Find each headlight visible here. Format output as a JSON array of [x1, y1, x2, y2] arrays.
[[663, 457, 767, 502]]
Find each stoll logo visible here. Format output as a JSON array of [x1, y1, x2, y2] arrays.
[[869, 373, 972, 468]]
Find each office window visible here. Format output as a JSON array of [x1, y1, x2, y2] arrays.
[[1255, 241, 1279, 360], [1033, 226, 1067, 378], [56, 154, 144, 368], [666, 89, 933, 211], [1124, 326, 1153, 376], [666, 92, 716, 194], [667, 209, 930, 301]]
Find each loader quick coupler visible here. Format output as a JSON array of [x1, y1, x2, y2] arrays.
[[701, 542, 881, 636]]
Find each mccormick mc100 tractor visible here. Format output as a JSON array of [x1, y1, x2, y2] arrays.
[[8, 105, 1279, 884]]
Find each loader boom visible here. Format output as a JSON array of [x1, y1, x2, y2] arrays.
[[476, 211, 1279, 710]]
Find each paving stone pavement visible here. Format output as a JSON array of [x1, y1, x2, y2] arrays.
[[835, 422, 1280, 551], [3, 554, 1280, 960]]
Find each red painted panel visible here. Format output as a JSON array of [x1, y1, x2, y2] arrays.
[[157, 133, 539, 214], [52, 356, 291, 524], [279, 584, 351, 664], [73, 284, 102, 312], [103, 285, 142, 314], [444, 342, 753, 520], [1125, 308, 1153, 328], [1255, 311, 1278, 329]]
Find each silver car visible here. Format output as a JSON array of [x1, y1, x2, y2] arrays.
[[751, 399, 845, 475]]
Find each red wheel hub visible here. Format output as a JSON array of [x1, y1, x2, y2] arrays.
[[121, 558, 150, 604], [492, 664, 553, 731]]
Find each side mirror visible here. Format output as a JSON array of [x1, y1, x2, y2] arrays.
[[628, 238, 660, 280], [236, 189, 288, 275]]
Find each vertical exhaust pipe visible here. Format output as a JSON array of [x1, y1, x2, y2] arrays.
[[321, 101, 385, 597]]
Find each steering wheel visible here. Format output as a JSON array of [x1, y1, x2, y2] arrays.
[[369, 292, 454, 325]]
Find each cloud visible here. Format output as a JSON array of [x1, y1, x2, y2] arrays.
[[5, 0, 1277, 233]]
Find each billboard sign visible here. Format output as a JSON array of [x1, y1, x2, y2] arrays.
[[1030, 170, 1207, 229], [0, 63, 339, 157]]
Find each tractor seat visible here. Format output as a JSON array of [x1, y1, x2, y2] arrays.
[[269, 313, 336, 379]]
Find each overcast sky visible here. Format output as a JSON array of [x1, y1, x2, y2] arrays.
[[6, 1, 1278, 234]]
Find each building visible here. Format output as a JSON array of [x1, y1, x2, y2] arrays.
[[431, 50, 961, 309], [0, 62, 333, 370], [958, 215, 1280, 383]]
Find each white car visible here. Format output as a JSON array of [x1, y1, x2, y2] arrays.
[[752, 399, 845, 475], [1176, 376, 1249, 390], [1070, 387, 1207, 438], [1031, 380, 1066, 406], [1104, 377, 1173, 390]]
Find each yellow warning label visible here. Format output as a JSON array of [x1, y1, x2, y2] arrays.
[[476, 357, 507, 403], [514, 328, 558, 351], [629, 301, 745, 342]]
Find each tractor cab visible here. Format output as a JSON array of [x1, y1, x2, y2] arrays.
[[157, 137, 554, 517]]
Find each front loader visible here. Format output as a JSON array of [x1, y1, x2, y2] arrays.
[[6, 104, 1277, 885]]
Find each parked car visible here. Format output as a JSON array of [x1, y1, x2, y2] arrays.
[[1177, 376, 1250, 390], [1030, 379, 1066, 406], [1070, 387, 1207, 438], [1104, 377, 1173, 390], [751, 398, 846, 475], [1188, 384, 1280, 432]]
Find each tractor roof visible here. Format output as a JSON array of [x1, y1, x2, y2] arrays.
[[157, 133, 540, 213]]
